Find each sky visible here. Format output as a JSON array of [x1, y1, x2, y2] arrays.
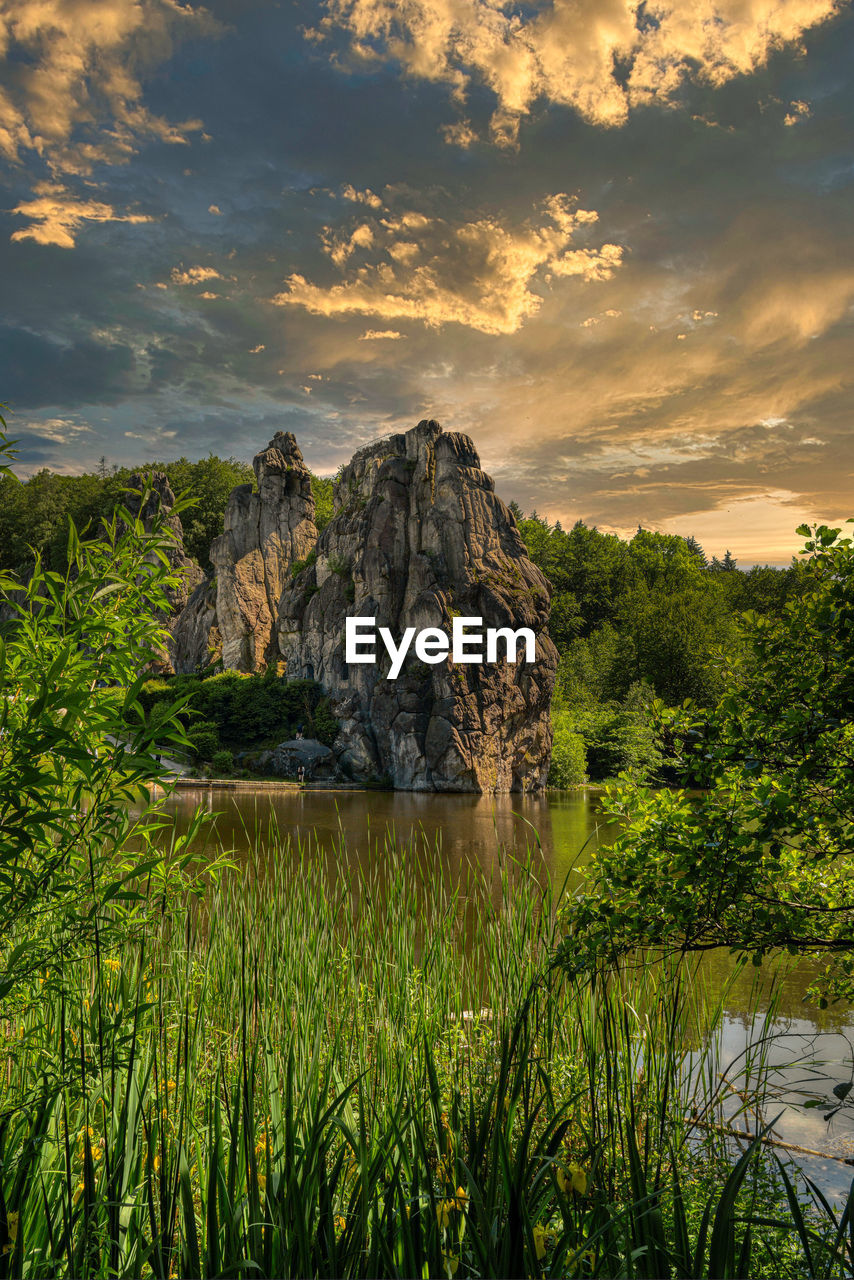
[[1, 0, 853, 564]]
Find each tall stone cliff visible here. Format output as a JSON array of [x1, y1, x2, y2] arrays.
[[209, 432, 317, 672], [276, 421, 557, 791]]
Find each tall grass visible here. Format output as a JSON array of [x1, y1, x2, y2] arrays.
[[0, 824, 850, 1278]]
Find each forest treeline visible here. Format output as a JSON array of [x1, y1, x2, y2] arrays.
[[0, 456, 334, 571], [511, 504, 806, 785], [0, 459, 804, 784]]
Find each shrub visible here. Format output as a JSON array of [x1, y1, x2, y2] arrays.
[[548, 707, 587, 786], [211, 748, 234, 774], [189, 721, 220, 761]]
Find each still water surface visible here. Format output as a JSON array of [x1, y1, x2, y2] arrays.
[[155, 784, 854, 1197]]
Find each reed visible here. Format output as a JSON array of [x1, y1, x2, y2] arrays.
[[0, 824, 848, 1278]]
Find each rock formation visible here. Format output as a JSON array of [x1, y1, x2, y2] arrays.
[[125, 471, 205, 619], [171, 578, 220, 674], [276, 420, 557, 792], [121, 472, 205, 673], [209, 432, 317, 671], [170, 420, 557, 792]]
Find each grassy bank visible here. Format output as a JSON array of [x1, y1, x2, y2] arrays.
[[0, 825, 850, 1279]]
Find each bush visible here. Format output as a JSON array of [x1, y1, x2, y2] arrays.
[[141, 672, 340, 751], [189, 720, 220, 761], [548, 707, 587, 786], [211, 748, 234, 774]]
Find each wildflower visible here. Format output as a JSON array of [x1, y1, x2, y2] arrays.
[[443, 1252, 460, 1276], [334, 1214, 346, 1236], [532, 1222, 547, 1261], [73, 1180, 85, 1202], [7, 1211, 19, 1243], [436, 1199, 453, 1229], [452, 1185, 468, 1211], [104, 958, 121, 972], [557, 1161, 587, 1195], [257, 1173, 266, 1196]]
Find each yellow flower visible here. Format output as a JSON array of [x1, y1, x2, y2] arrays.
[[443, 1252, 460, 1276], [257, 1173, 266, 1196], [557, 1161, 588, 1195], [334, 1214, 346, 1236], [452, 1185, 468, 1211], [7, 1211, 19, 1244], [532, 1222, 548, 1262], [73, 1180, 85, 1203], [436, 1200, 453, 1229]]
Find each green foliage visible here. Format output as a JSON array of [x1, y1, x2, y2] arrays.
[[548, 705, 587, 786], [0, 830, 840, 1279], [574, 683, 665, 781], [141, 671, 339, 756], [516, 514, 805, 781], [290, 548, 317, 577], [158, 454, 254, 564], [211, 748, 234, 774], [0, 454, 336, 574], [0, 427, 210, 1005], [311, 474, 334, 532], [559, 522, 854, 1002]]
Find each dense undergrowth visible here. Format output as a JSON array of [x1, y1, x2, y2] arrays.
[[140, 670, 339, 773]]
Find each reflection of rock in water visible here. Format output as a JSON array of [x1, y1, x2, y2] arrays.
[[172, 420, 557, 794]]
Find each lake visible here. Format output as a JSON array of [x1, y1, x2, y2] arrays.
[[152, 783, 854, 1198]]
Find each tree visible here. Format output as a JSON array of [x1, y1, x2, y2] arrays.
[[559, 522, 854, 1003]]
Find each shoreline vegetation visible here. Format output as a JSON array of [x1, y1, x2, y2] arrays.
[[3, 425, 854, 1276]]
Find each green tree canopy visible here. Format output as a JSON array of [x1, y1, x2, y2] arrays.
[[559, 522, 854, 1002]]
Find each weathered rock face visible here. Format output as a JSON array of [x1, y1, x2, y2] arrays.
[[125, 472, 205, 619], [277, 420, 557, 792], [209, 433, 317, 672], [170, 579, 221, 674], [122, 472, 205, 674]]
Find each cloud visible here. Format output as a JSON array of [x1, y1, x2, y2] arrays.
[[440, 118, 478, 148], [0, 0, 218, 175], [272, 190, 623, 335], [784, 98, 812, 124], [359, 328, 405, 339], [340, 184, 383, 208], [170, 265, 223, 285], [208, 203, 222, 214], [317, 0, 842, 140], [18, 416, 93, 444], [10, 181, 153, 247]]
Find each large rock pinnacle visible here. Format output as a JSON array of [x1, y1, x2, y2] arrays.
[[277, 420, 557, 792], [210, 432, 317, 672]]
